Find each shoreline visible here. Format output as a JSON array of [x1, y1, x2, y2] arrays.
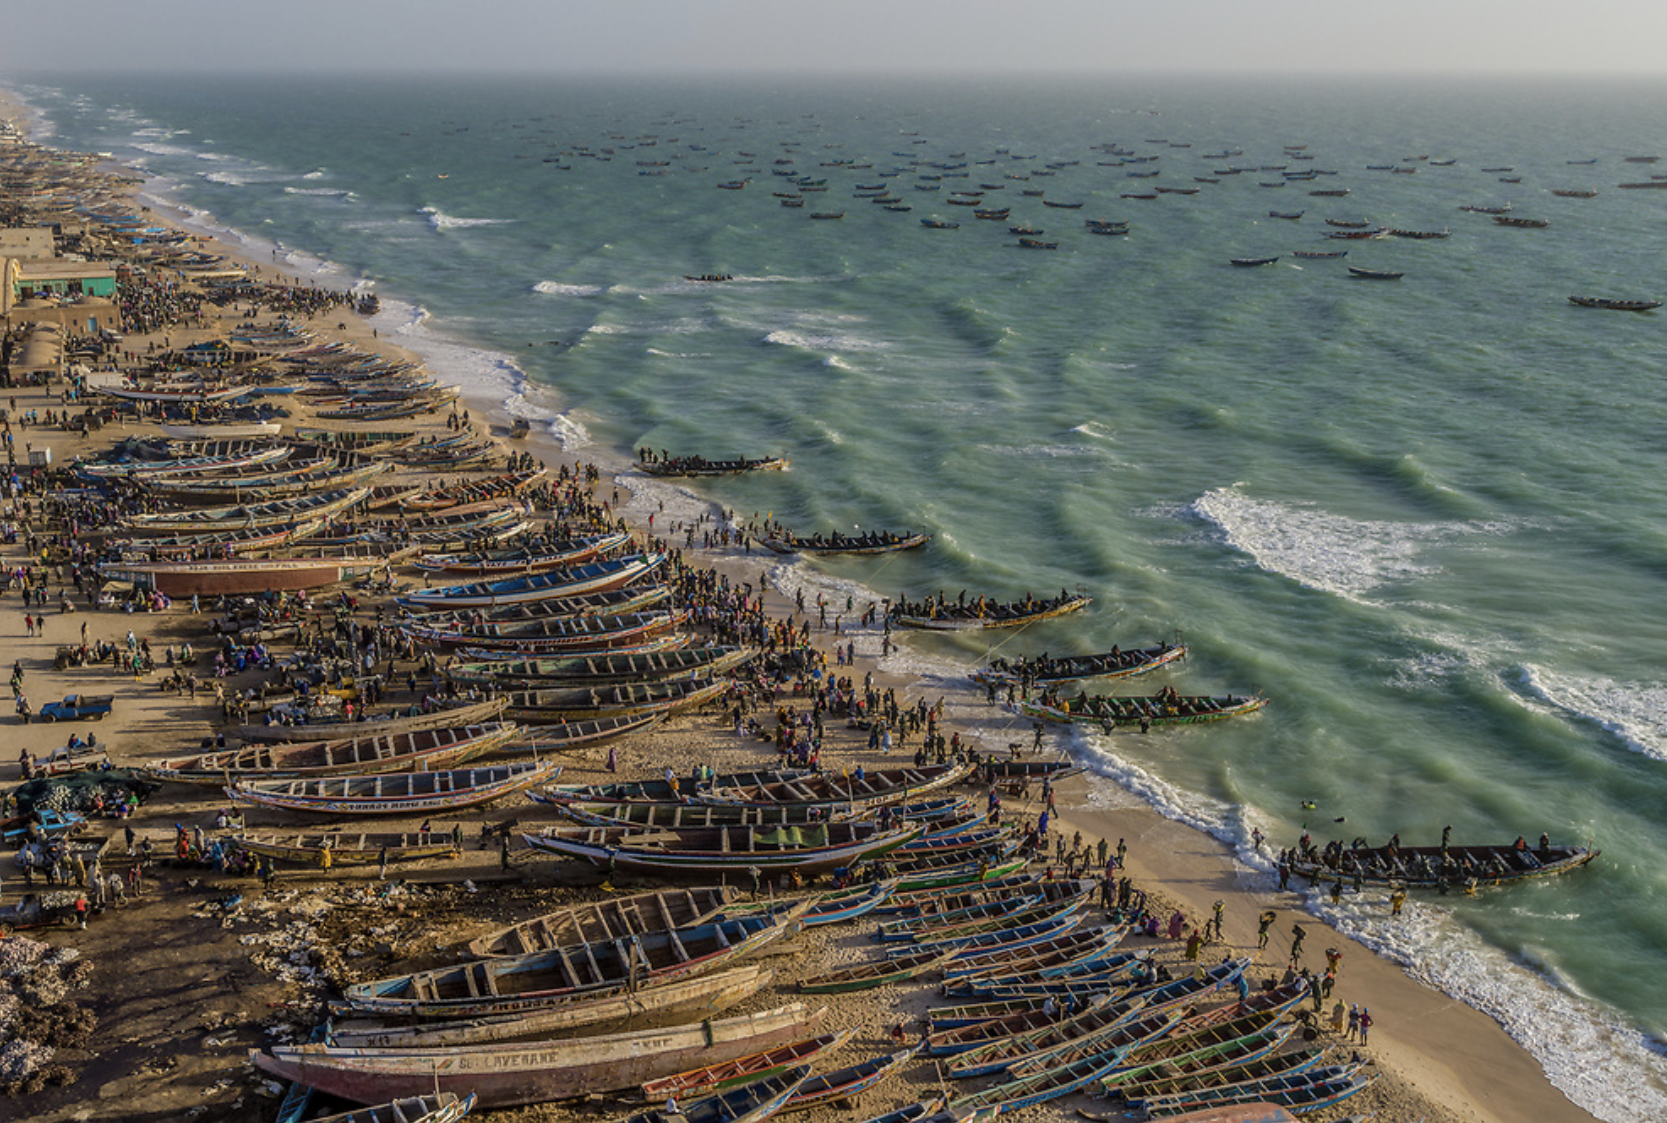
[[0, 84, 1609, 1123]]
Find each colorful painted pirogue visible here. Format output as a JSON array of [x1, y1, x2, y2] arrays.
[[406, 609, 689, 653], [697, 761, 975, 811], [406, 583, 671, 626], [122, 485, 373, 533], [410, 532, 625, 574], [890, 593, 1091, 631], [1286, 838, 1599, 889], [252, 1003, 824, 1108], [640, 1028, 856, 1100], [621, 1065, 812, 1123], [395, 554, 664, 609], [142, 723, 517, 783], [970, 641, 1187, 686], [1009, 688, 1265, 728], [521, 821, 922, 876], [225, 759, 561, 816], [342, 909, 805, 1018], [638, 454, 789, 477], [302, 1092, 476, 1123]]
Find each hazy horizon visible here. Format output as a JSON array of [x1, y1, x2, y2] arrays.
[[2, 0, 1664, 79]]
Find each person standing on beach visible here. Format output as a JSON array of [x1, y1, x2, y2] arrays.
[[1358, 1007, 1373, 1044]]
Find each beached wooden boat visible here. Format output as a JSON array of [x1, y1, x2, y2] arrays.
[[540, 769, 812, 807], [639, 455, 789, 477], [550, 800, 858, 831], [505, 677, 725, 722], [761, 530, 931, 556], [970, 642, 1187, 687], [230, 830, 463, 867], [448, 646, 759, 688], [145, 459, 387, 500], [1105, 1039, 1320, 1102], [123, 485, 373, 533], [1287, 838, 1599, 889], [226, 759, 560, 816], [523, 821, 921, 876], [625, 1066, 811, 1123], [232, 697, 509, 742], [158, 421, 285, 441], [411, 533, 627, 575], [798, 948, 960, 994], [641, 1029, 855, 1100], [780, 1045, 921, 1113], [699, 762, 975, 811], [253, 1002, 823, 1108], [114, 516, 330, 558], [467, 886, 741, 957], [1124, 1063, 1376, 1117], [408, 584, 673, 628], [1011, 691, 1265, 728], [396, 554, 664, 609], [98, 555, 386, 597], [346, 912, 802, 1019], [415, 609, 690, 654], [1011, 1004, 1280, 1082], [927, 1002, 1087, 1056], [328, 963, 776, 1049], [142, 723, 516, 784], [890, 594, 1090, 631], [80, 444, 291, 481], [501, 713, 666, 754]]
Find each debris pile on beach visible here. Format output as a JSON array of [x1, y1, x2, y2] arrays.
[[0, 937, 95, 1094]]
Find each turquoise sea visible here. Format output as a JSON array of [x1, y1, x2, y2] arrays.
[[11, 73, 1667, 1117]]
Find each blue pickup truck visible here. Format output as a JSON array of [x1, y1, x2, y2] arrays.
[[39, 694, 114, 722]]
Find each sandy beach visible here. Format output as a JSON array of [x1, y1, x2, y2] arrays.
[[0, 88, 1603, 1123]]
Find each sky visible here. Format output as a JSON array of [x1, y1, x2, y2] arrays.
[[2, 0, 1665, 78]]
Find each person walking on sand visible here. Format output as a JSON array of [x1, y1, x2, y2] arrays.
[[1211, 899, 1225, 941], [1330, 1000, 1347, 1036], [1257, 909, 1276, 949], [1347, 1003, 1360, 1041], [1289, 923, 1307, 964], [1390, 885, 1407, 917]]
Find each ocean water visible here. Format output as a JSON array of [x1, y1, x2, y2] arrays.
[[13, 72, 1667, 1117]]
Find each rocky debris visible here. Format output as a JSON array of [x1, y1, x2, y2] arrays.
[[0, 936, 94, 1095]]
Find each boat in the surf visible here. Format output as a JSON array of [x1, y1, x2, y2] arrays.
[[232, 696, 509, 743], [1347, 266, 1403, 280], [971, 642, 1186, 687], [395, 554, 664, 609], [761, 529, 931, 556], [1569, 295, 1662, 311], [343, 911, 805, 1018], [1011, 688, 1266, 728], [326, 963, 776, 1050], [522, 820, 921, 876], [1229, 257, 1280, 267], [1286, 837, 1599, 889], [253, 1002, 823, 1109], [1494, 215, 1549, 228], [890, 593, 1091, 631], [225, 759, 561, 816], [141, 723, 517, 784], [637, 454, 789, 477]]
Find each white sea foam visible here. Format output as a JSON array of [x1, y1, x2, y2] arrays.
[[1516, 665, 1667, 762], [762, 328, 889, 352], [282, 186, 353, 198], [420, 206, 513, 231], [533, 281, 606, 296], [1189, 485, 1471, 604]]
